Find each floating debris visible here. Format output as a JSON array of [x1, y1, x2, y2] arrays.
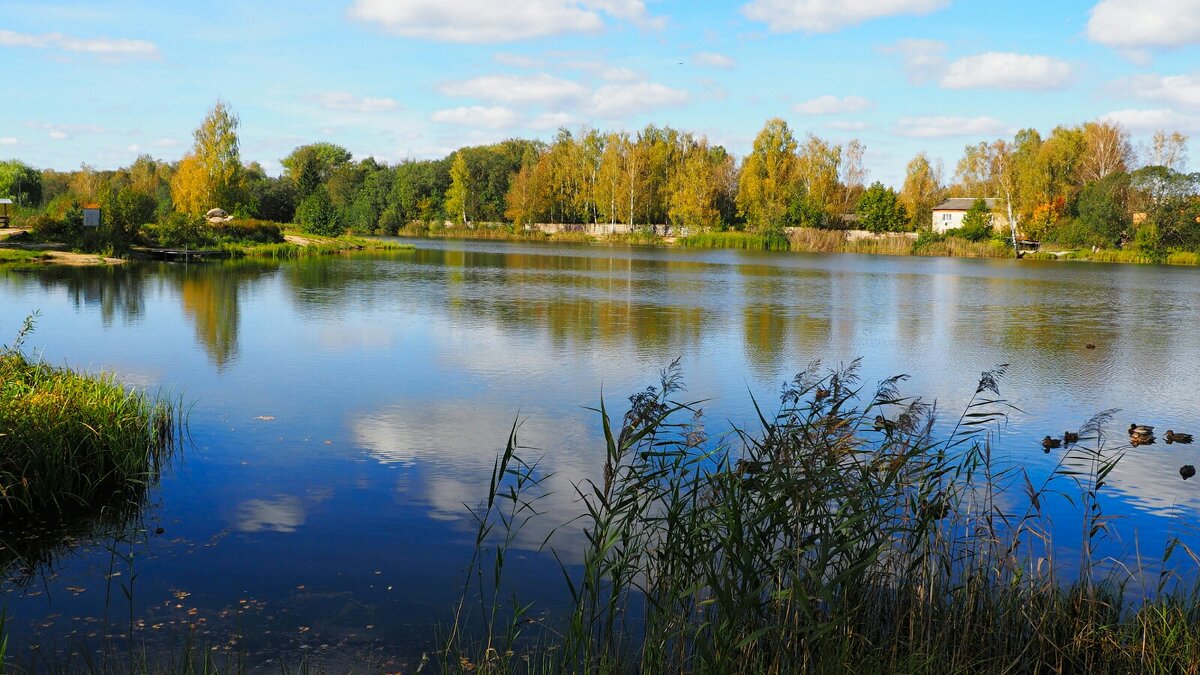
[[1182, 465, 1196, 480]]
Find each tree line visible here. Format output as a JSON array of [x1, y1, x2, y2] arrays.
[[1, 101, 1196, 252]]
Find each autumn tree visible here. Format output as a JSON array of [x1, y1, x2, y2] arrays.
[[171, 100, 246, 214], [794, 134, 842, 225], [667, 135, 726, 231], [445, 152, 472, 224], [1147, 131, 1189, 171], [505, 145, 545, 226], [737, 118, 799, 233], [900, 153, 943, 230], [1081, 120, 1132, 182]]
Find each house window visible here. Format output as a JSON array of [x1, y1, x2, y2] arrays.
[[942, 213, 952, 221]]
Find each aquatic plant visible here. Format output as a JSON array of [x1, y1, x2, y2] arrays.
[[678, 231, 790, 251], [0, 314, 180, 522], [444, 361, 1200, 674]]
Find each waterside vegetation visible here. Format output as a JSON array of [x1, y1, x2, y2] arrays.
[[0, 315, 179, 522], [2, 101, 1197, 266], [444, 362, 1200, 674]]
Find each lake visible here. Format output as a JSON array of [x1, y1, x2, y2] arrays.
[[3, 239, 1200, 668]]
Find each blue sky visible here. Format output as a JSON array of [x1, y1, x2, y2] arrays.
[[1, 0, 1198, 185]]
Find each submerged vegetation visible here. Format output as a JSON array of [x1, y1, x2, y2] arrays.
[[0, 315, 178, 522], [446, 362, 1200, 674]]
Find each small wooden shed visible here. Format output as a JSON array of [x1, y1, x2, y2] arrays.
[[0, 198, 12, 228]]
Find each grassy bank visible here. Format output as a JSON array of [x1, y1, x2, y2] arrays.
[[220, 231, 412, 260], [0, 316, 178, 522], [445, 362, 1200, 674]]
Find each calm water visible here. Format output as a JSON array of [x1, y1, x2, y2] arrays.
[[4, 240, 1200, 667]]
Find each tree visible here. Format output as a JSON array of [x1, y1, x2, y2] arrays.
[[1074, 172, 1131, 247], [838, 139, 867, 215], [283, 143, 353, 199], [900, 153, 943, 230], [856, 182, 908, 233], [505, 145, 544, 226], [737, 118, 799, 232], [956, 198, 994, 241], [98, 186, 155, 254], [0, 160, 44, 206], [296, 186, 343, 236], [1148, 131, 1188, 171], [667, 135, 723, 231], [1081, 121, 1132, 182], [445, 152, 472, 224], [171, 100, 245, 214], [795, 134, 842, 224]]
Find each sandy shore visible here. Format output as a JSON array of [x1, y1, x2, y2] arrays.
[[0, 229, 126, 266]]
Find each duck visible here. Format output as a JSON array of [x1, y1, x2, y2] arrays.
[[1166, 430, 1194, 444], [1085, 343, 1096, 349], [1181, 464, 1196, 480], [1129, 424, 1156, 446], [1042, 435, 1062, 450], [1063, 431, 1080, 445]]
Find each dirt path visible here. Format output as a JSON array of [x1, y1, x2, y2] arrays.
[[0, 228, 126, 266]]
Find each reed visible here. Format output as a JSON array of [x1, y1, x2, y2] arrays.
[[444, 361, 1200, 674], [678, 231, 790, 251], [0, 315, 179, 522]]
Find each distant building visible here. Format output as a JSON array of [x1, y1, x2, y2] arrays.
[[931, 197, 1004, 234], [0, 198, 12, 228]]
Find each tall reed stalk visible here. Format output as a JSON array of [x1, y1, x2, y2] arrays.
[[444, 361, 1200, 674]]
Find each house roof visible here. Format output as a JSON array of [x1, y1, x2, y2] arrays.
[[933, 197, 998, 211], [0, 199, 12, 205]]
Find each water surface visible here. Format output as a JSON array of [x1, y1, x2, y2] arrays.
[[3, 240, 1200, 666]]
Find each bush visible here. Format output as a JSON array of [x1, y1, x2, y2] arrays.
[[296, 187, 344, 237], [209, 218, 285, 244]]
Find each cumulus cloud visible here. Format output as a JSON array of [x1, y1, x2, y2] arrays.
[[1099, 108, 1200, 133], [879, 39, 946, 85], [1124, 73, 1200, 109], [431, 105, 521, 129], [794, 95, 872, 115], [940, 52, 1073, 90], [439, 73, 590, 107], [0, 137, 17, 145], [310, 91, 399, 113], [693, 51, 736, 69], [589, 81, 689, 117], [348, 0, 661, 42], [530, 111, 578, 129], [895, 115, 1008, 138], [741, 0, 948, 33], [1087, 0, 1200, 50], [0, 29, 159, 60]]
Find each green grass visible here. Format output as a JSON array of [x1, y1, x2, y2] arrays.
[[0, 249, 52, 265], [221, 234, 412, 259], [0, 315, 179, 522], [443, 361, 1200, 674]]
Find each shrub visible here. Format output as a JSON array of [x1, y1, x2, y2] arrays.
[[296, 187, 344, 237], [209, 218, 284, 244]]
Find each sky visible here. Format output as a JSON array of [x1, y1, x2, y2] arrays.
[[1, 0, 1198, 186]]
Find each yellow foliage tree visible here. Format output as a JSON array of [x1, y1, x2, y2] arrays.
[[171, 100, 245, 215]]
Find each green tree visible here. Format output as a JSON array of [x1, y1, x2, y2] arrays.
[[737, 118, 799, 233], [667, 135, 726, 231], [0, 160, 43, 206], [296, 186, 343, 236], [955, 198, 994, 241], [1074, 173, 1130, 247], [283, 143, 353, 199], [99, 186, 155, 254], [856, 182, 908, 233]]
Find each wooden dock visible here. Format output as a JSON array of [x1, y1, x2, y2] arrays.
[[140, 247, 228, 261]]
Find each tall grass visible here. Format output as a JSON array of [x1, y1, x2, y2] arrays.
[[444, 361, 1200, 674], [678, 231, 789, 251], [0, 315, 179, 522]]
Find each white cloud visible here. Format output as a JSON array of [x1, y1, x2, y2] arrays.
[[431, 105, 521, 129], [794, 94, 872, 115], [0, 29, 159, 59], [348, 0, 661, 42], [1087, 0, 1200, 50], [309, 91, 399, 113], [0, 137, 17, 145], [741, 0, 948, 33], [694, 51, 736, 69], [48, 131, 68, 140], [152, 138, 182, 148], [940, 52, 1074, 90], [25, 122, 107, 140], [565, 60, 640, 82], [1125, 73, 1200, 109], [1099, 108, 1200, 133], [589, 81, 689, 117], [440, 73, 589, 107], [530, 111, 577, 129], [826, 120, 870, 131], [880, 39, 946, 85], [895, 115, 1008, 138]]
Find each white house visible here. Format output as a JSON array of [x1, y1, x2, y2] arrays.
[[931, 198, 1003, 234]]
